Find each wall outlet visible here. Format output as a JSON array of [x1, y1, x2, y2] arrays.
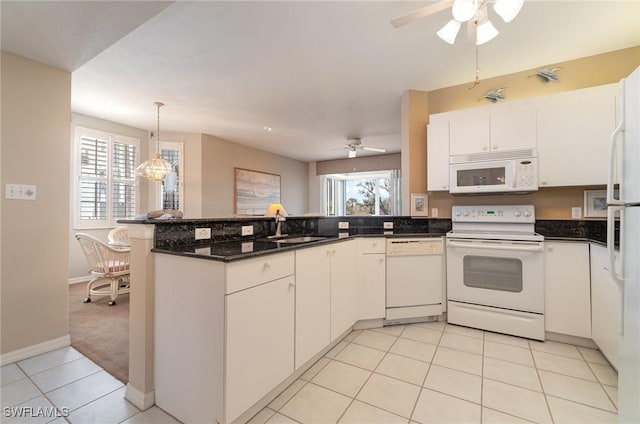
[[572, 207, 582, 219], [431, 208, 439, 217], [195, 228, 212, 240], [241, 225, 254, 236], [383, 222, 393, 229], [338, 221, 349, 230]]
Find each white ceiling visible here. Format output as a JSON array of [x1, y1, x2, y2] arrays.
[[3, 1, 640, 162]]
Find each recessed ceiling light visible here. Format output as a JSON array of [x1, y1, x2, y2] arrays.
[[263, 126, 273, 132]]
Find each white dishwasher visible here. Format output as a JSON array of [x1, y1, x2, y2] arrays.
[[385, 238, 445, 324]]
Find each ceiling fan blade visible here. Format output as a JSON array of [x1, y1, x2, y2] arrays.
[[362, 147, 386, 153], [391, 0, 454, 28]]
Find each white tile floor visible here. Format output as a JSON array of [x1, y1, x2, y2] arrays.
[[1, 323, 619, 424], [249, 322, 619, 424], [0, 346, 178, 424]]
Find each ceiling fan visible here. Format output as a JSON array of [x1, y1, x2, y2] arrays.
[[391, 0, 524, 45], [344, 138, 386, 158]]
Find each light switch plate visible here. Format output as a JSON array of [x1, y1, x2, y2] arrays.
[[5, 183, 36, 200], [383, 222, 393, 229], [195, 228, 212, 240], [241, 225, 254, 236], [338, 221, 349, 230], [431, 208, 439, 218], [572, 207, 582, 219]]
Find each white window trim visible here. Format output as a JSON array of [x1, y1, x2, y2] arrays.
[[156, 141, 184, 211], [73, 126, 140, 229]]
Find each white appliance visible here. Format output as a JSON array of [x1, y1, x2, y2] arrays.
[[385, 238, 445, 323], [607, 66, 640, 423], [446, 205, 545, 340], [449, 149, 538, 194]]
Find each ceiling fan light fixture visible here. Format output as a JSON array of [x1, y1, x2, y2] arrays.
[[493, 0, 524, 23], [437, 19, 461, 44], [476, 20, 499, 45], [452, 0, 479, 22], [348, 149, 356, 159]]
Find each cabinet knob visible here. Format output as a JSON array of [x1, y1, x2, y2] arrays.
[[493, 145, 498, 150], [264, 261, 271, 268], [379, 258, 384, 263], [332, 249, 337, 255], [482, 146, 488, 151], [540, 181, 547, 185], [547, 246, 553, 252], [443, 185, 447, 189]]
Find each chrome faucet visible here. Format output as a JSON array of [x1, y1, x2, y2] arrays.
[[274, 209, 286, 237]]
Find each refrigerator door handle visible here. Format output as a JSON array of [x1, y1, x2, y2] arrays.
[[607, 79, 625, 206], [607, 205, 625, 335]]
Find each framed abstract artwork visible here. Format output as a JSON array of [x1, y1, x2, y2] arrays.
[[234, 168, 281, 215]]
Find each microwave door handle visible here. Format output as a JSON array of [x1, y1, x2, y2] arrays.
[[608, 79, 624, 206]]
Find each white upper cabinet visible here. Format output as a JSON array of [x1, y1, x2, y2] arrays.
[[537, 83, 617, 186], [449, 115, 491, 156], [491, 107, 537, 153], [427, 121, 450, 191]]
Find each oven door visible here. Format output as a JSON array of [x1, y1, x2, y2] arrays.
[[446, 238, 544, 313]]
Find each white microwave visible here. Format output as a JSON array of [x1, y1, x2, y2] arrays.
[[449, 151, 538, 194]]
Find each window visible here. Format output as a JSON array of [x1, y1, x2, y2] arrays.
[[157, 141, 184, 211], [74, 127, 139, 229], [324, 170, 401, 216]]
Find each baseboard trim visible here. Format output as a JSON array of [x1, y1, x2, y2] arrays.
[[69, 276, 91, 285], [125, 383, 155, 411], [0, 335, 71, 366]]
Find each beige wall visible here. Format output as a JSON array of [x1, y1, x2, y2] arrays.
[[401, 90, 429, 214], [201, 134, 309, 216], [1, 52, 71, 353], [412, 46, 640, 219]]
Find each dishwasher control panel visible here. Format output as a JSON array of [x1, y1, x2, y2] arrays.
[[386, 238, 443, 256]]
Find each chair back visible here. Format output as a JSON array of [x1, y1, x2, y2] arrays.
[[75, 233, 130, 276], [108, 227, 129, 246]]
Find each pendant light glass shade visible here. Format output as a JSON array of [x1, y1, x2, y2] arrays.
[[493, 0, 524, 23], [437, 19, 462, 44], [136, 102, 172, 181], [451, 0, 479, 22], [476, 20, 499, 45]]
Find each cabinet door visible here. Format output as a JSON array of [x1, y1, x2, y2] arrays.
[[330, 240, 358, 341], [491, 108, 537, 152], [590, 244, 622, 369], [226, 276, 295, 422], [427, 121, 450, 191], [295, 246, 331, 369], [360, 253, 386, 320], [449, 115, 491, 156], [544, 242, 591, 338], [537, 84, 617, 186]]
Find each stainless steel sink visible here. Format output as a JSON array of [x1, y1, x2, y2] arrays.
[[269, 236, 328, 244]]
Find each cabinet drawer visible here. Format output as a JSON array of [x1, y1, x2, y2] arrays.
[[226, 252, 294, 294], [361, 238, 385, 254]]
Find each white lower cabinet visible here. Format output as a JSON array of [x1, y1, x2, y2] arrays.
[[544, 241, 591, 338], [226, 275, 295, 422], [294, 245, 331, 369], [154, 251, 295, 424], [359, 238, 386, 320], [329, 239, 359, 341], [590, 243, 622, 369]]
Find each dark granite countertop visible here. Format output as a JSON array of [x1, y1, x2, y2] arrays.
[[151, 232, 447, 262]]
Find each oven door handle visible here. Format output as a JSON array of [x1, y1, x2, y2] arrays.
[[447, 240, 544, 252]]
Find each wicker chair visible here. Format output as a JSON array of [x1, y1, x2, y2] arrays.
[[108, 226, 129, 246], [75, 233, 131, 306]]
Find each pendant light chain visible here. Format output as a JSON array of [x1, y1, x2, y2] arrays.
[[469, 37, 481, 90], [155, 101, 164, 157]]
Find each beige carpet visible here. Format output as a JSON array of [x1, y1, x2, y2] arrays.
[[69, 282, 129, 383]]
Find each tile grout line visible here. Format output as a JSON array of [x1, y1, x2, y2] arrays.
[[529, 339, 556, 424], [578, 349, 619, 412]]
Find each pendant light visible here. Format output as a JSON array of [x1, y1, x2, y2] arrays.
[[136, 102, 172, 181]]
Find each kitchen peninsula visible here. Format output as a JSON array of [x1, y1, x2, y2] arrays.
[[122, 215, 615, 422]]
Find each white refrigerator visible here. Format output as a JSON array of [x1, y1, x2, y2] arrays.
[[608, 65, 640, 423]]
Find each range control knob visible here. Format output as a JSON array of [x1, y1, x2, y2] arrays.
[[455, 210, 462, 217], [514, 211, 522, 217], [463, 211, 470, 217], [524, 211, 532, 217]]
